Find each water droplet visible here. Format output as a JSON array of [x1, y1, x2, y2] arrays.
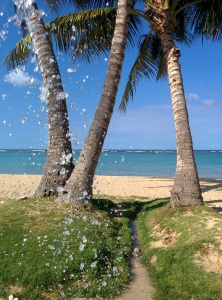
[[79, 243, 85, 251], [82, 215, 87, 221], [90, 261, 97, 268], [20, 117, 27, 124], [63, 230, 70, 236], [56, 92, 68, 100], [67, 68, 76, 73], [82, 236, 87, 243]]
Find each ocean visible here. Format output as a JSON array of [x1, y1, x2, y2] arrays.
[[0, 149, 221, 178]]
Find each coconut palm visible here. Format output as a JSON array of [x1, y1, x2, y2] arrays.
[[62, 0, 139, 204], [5, 2, 119, 197], [12, 0, 74, 197], [120, 0, 214, 207], [5, 1, 141, 204]]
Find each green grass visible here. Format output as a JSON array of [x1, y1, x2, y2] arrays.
[[2, 196, 222, 300], [0, 197, 134, 300], [137, 200, 222, 300]]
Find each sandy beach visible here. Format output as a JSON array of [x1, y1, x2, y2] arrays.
[[0, 174, 221, 209]]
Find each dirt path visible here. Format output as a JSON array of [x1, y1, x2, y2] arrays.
[[115, 255, 154, 300], [114, 208, 155, 300]]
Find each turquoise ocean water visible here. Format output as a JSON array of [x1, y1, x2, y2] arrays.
[[0, 149, 221, 178]]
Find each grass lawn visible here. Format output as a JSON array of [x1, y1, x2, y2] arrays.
[[0, 197, 133, 300], [137, 199, 222, 300], [1, 196, 222, 300]]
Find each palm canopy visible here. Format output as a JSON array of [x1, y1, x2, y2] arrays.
[[119, 0, 195, 110], [3, 7, 142, 70], [188, 0, 222, 41]]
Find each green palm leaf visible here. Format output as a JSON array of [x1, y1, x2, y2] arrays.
[[3, 35, 32, 70], [3, 8, 116, 69], [188, 0, 222, 41], [174, 7, 194, 46], [119, 2, 196, 112], [3, 7, 142, 69], [49, 8, 117, 62], [119, 32, 163, 111], [49, 8, 142, 62], [127, 14, 143, 48]]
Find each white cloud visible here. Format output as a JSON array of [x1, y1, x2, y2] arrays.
[[202, 99, 214, 106], [186, 92, 215, 107], [4, 68, 39, 86], [186, 93, 200, 101]]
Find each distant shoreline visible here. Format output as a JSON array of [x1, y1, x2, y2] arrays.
[[0, 150, 221, 178]]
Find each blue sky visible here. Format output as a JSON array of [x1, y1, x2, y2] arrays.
[[0, 0, 221, 150]]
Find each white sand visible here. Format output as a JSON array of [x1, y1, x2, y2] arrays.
[[0, 175, 221, 209]]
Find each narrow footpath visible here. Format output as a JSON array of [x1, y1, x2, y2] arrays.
[[113, 205, 155, 300], [115, 254, 154, 300]]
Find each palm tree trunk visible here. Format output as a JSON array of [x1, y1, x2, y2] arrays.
[[62, 0, 133, 204], [145, 1, 203, 207], [159, 31, 203, 207], [27, 4, 74, 197]]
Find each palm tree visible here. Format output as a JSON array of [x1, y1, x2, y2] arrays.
[[121, 0, 208, 207], [62, 0, 136, 204], [5, 2, 117, 197], [12, 0, 74, 197]]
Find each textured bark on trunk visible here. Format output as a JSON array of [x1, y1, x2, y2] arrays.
[[147, 2, 203, 207], [62, 0, 132, 204], [162, 34, 203, 207], [28, 4, 74, 197]]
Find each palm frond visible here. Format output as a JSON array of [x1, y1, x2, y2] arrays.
[[149, 34, 167, 81], [48, 7, 142, 62], [174, 8, 194, 46], [3, 35, 32, 70], [3, 8, 116, 69], [47, 8, 117, 63], [188, 0, 222, 41], [119, 32, 164, 111], [127, 13, 143, 48], [3, 6, 142, 70]]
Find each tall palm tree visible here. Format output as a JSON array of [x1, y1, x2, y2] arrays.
[[62, 0, 136, 204], [5, 2, 118, 197], [13, 0, 74, 197], [121, 0, 208, 207]]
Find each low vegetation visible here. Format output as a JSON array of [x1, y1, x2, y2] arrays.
[[1, 196, 222, 300], [137, 199, 222, 300], [0, 197, 133, 300]]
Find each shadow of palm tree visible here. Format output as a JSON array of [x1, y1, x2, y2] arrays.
[[200, 178, 222, 194], [200, 179, 222, 211], [92, 197, 169, 219]]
